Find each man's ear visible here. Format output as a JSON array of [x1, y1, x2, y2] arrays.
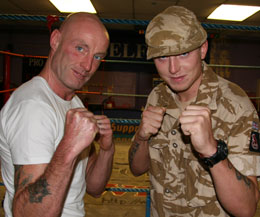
[[200, 40, 208, 60], [50, 29, 61, 51]]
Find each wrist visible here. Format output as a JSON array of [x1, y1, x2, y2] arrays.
[[100, 142, 115, 154], [135, 133, 150, 143], [200, 140, 229, 168], [199, 140, 217, 158]]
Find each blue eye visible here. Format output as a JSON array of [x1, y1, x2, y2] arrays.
[[94, 55, 102, 61], [160, 56, 168, 59], [180, 52, 188, 57], [76, 46, 84, 52], [155, 56, 167, 61]]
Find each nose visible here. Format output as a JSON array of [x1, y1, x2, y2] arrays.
[[169, 56, 180, 74], [80, 55, 93, 72]]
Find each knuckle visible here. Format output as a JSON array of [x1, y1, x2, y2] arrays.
[[66, 109, 75, 117], [197, 115, 204, 123]]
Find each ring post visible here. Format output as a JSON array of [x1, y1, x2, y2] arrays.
[[3, 54, 11, 104]]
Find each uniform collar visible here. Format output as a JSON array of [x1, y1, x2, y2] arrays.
[[161, 62, 219, 118], [192, 62, 219, 111]]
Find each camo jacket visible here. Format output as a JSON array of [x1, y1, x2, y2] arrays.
[[146, 63, 260, 217]]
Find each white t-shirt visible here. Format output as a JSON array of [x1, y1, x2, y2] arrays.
[[0, 76, 89, 217]]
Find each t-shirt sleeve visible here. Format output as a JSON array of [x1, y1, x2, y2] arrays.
[[5, 100, 57, 165], [228, 108, 260, 177]]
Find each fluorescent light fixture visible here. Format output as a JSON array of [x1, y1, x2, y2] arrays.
[[49, 0, 96, 13], [207, 4, 260, 21]]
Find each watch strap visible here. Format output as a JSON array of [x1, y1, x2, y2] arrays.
[[201, 140, 228, 168]]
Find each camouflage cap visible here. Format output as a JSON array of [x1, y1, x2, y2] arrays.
[[145, 6, 207, 59]]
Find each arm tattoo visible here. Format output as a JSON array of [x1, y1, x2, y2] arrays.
[[129, 142, 140, 165], [235, 170, 251, 188], [227, 161, 251, 189], [28, 178, 51, 203], [14, 165, 32, 191], [14, 165, 51, 203]]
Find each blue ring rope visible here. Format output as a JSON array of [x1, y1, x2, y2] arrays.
[[1, 14, 260, 31], [110, 119, 140, 124], [105, 187, 149, 193], [105, 187, 151, 217]]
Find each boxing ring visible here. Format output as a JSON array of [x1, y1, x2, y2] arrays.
[[1, 36, 260, 215]]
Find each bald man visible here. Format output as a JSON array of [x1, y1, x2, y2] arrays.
[[0, 12, 114, 217]]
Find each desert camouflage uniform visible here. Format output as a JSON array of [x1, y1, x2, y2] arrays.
[[145, 6, 207, 60], [145, 63, 260, 217]]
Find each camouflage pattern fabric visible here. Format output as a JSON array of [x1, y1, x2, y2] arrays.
[[145, 6, 207, 60], [144, 62, 260, 217]]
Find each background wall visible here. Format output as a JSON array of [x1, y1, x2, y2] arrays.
[[0, 28, 260, 111]]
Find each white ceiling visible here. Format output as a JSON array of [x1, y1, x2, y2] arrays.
[[1, 0, 260, 34]]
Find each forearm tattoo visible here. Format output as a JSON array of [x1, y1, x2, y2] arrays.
[[129, 142, 140, 166], [14, 165, 51, 203], [28, 178, 51, 203], [227, 161, 251, 189], [14, 165, 32, 191]]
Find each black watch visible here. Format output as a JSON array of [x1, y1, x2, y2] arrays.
[[201, 140, 228, 168]]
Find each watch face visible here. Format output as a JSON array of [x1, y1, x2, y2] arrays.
[[218, 140, 228, 160]]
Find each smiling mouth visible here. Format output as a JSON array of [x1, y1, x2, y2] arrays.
[[73, 70, 87, 80], [171, 75, 185, 82]]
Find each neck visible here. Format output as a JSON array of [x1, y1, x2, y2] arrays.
[[39, 63, 75, 101], [177, 91, 197, 102]]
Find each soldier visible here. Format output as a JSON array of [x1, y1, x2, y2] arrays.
[[129, 6, 260, 217]]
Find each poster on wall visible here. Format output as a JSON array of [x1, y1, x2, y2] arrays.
[[22, 57, 46, 82]]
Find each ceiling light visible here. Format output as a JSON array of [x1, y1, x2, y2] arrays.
[[207, 4, 260, 21], [49, 0, 96, 13]]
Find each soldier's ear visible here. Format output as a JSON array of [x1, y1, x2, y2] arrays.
[[200, 40, 208, 60]]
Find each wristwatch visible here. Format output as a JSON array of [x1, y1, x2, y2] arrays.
[[201, 140, 228, 168]]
